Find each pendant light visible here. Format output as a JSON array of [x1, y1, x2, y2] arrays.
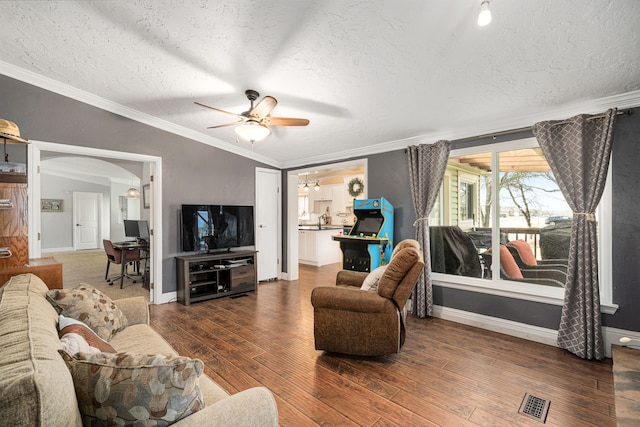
[[125, 175, 140, 199]]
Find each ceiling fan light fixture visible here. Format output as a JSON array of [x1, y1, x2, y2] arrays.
[[235, 121, 271, 142], [477, 0, 492, 26]]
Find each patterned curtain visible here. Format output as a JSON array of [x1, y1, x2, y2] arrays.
[[533, 109, 617, 360], [407, 140, 451, 317]]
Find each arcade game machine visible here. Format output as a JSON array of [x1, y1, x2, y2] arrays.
[[332, 197, 394, 272]]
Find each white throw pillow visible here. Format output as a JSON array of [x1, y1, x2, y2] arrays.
[[360, 265, 388, 292], [58, 314, 116, 355], [58, 313, 85, 330]]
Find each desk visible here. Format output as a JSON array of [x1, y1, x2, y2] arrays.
[[112, 241, 149, 289]]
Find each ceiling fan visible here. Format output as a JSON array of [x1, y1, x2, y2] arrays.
[[195, 89, 310, 143]]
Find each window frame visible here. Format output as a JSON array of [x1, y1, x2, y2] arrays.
[[431, 137, 617, 314], [458, 172, 478, 228], [298, 194, 310, 220]]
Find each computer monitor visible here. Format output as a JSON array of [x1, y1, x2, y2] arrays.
[[124, 220, 150, 241], [137, 220, 150, 240]]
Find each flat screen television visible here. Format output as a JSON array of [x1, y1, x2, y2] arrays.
[[181, 204, 255, 253]]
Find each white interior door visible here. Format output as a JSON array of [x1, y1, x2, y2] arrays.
[[73, 192, 101, 250], [255, 168, 280, 281]]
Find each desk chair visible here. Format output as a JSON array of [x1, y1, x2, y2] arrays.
[[103, 239, 142, 289]]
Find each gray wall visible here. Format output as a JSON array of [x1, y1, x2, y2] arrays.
[[610, 112, 640, 331], [4, 72, 639, 333], [287, 114, 640, 333], [0, 74, 273, 294], [40, 174, 110, 250]]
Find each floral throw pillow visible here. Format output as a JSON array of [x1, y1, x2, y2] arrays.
[[60, 351, 205, 426], [47, 284, 128, 341]]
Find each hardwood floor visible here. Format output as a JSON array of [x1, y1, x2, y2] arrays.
[[150, 263, 616, 426]]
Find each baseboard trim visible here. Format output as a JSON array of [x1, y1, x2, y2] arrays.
[[42, 246, 75, 253], [431, 305, 637, 358], [157, 291, 178, 304], [603, 326, 640, 357], [432, 305, 559, 347]]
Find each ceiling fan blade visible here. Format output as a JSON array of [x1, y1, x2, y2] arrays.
[[264, 116, 310, 126], [194, 101, 241, 117], [250, 96, 278, 118], [206, 122, 241, 129]]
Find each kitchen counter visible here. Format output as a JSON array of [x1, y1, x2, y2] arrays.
[[298, 227, 343, 266], [298, 225, 344, 231]]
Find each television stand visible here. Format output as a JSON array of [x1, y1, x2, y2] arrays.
[[206, 248, 232, 255], [176, 250, 257, 305]]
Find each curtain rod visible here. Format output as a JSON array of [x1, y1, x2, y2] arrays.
[[451, 108, 634, 145]]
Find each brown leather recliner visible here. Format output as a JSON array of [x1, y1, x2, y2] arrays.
[[311, 239, 425, 356]]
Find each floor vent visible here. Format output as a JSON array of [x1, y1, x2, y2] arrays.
[[518, 393, 550, 423]]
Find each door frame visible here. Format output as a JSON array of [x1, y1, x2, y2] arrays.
[[255, 167, 281, 281], [285, 159, 367, 281], [28, 141, 163, 304], [72, 191, 103, 250]]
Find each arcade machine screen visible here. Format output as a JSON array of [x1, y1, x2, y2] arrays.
[[352, 215, 383, 236]]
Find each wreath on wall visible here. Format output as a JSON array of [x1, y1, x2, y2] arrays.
[[347, 177, 364, 198]]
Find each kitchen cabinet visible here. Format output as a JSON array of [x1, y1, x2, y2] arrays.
[[331, 185, 346, 215], [315, 185, 333, 201], [299, 228, 342, 266]]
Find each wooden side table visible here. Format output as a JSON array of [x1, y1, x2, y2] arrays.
[[0, 257, 63, 289]]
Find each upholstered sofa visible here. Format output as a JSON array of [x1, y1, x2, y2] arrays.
[[0, 273, 278, 426]]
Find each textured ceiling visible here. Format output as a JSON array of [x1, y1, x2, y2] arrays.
[[1, 1, 639, 168]]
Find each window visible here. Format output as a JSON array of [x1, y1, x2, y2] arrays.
[[429, 137, 614, 310], [298, 194, 310, 220]]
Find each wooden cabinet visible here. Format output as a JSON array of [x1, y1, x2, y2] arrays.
[[0, 257, 63, 289], [0, 169, 62, 290], [0, 182, 28, 269], [176, 250, 257, 305]]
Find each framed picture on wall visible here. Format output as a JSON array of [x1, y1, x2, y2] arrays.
[[41, 199, 63, 212], [143, 184, 150, 209]]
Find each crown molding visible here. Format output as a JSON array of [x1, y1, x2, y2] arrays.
[[0, 61, 281, 168], [281, 89, 640, 169], [3, 60, 639, 171]]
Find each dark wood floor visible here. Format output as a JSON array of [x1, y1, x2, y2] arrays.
[[149, 263, 616, 426]]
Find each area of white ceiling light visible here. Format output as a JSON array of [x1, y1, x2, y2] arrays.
[[478, 1, 492, 27], [235, 121, 271, 143]]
